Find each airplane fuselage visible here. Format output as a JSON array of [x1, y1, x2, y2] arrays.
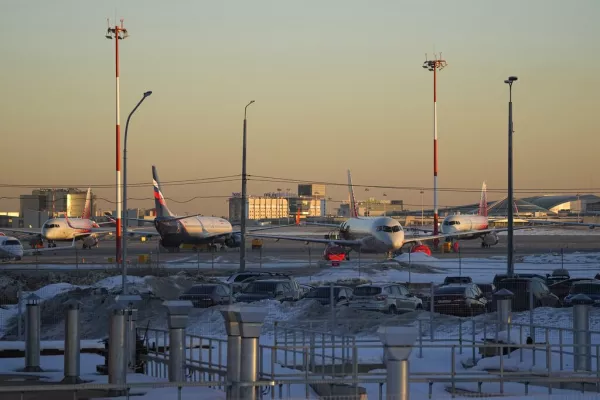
[[41, 218, 98, 241], [440, 215, 498, 245], [338, 216, 405, 253], [0, 236, 24, 260], [156, 215, 234, 247]]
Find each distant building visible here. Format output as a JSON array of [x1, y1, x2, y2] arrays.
[[337, 198, 403, 217], [297, 184, 326, 198], [21, 188, 97, 218], [228, 194, 290, 221]]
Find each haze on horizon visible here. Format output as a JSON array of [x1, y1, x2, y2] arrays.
[[1, 0, 598, 217]]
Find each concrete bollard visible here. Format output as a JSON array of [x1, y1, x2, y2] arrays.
[[493, 289, 514, 333], [164, 300, 193, 383], [221, 308, 242, 400], [108, 306, 127, 386], [572, 294, 594, 371], [62, 300, 83, 383], [24, 293, 42, 372], [238, 307, 267, 400], [378, 326, 418, 400], [116, 294, 142, 372]]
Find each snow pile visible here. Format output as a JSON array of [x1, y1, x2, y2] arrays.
[[0, 274, 197, 340]]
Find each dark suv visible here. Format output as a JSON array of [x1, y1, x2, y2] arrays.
[[225, 271, 292, 292], [235, 279, 300, 303], [443, 276, 473, 285], [492, 273, 545, 287], [495, 277, 560, 311], [432, 283, 488, 316], [549, 278, 592, 300], [179, 283, 232, 308]]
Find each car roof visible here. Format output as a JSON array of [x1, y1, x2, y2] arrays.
[[315, 285, 350, 289], [246, 279, 288, 284], [572, 280, 600, 285]]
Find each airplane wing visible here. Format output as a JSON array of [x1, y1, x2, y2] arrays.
[[403, 233, 452, 244], [247, 232, 360, 247], [530, 220, 600, 229], [301, 222, 340, 228], [0, 228, 41, 236], [23, 238, 76, 255]]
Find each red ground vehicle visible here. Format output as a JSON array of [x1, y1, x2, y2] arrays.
[[323, 245, 347, 262], [410, 244, 432, 256]]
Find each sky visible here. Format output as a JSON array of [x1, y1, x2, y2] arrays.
[[1, 0, 599, 216]]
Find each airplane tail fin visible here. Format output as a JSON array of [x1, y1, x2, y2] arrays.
[[81, 187, 92, 219], [478, 181, 488, 217], [347, 169, 358, 218], [152, 166, 175, 218]]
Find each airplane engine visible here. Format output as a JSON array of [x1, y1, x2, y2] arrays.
[[82, 235, 99, 249], [482, 232, 499, 246], [225, 233, 242, 248]]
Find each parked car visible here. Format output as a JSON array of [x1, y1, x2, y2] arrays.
[[224, 271, 292, 292], [303, 286, 353, 306], [178, 283, 232, 308], [432, 284, 488, 316], [475, 283, 496, 302], [235, 279, 300, 303], [546, 268, 571, 286], [349, 283, 422, 314], [443, 276, 472, 285], [549, 278, 593, 300], [495, 277, 560, 311], [563, 280, 600, 307], [492, 273, 545, 287]]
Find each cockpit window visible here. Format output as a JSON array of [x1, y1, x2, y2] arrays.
[[392, 225, 401, 232], [44, 224, 60, 228], [445, 220, 460, 226]]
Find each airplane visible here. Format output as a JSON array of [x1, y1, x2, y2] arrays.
[[2, 188, 116, 249], [248, 170, 452, 259], [126, 165, 284, 253], [410, 182, 531, 249], [0, 233, 76, 261]]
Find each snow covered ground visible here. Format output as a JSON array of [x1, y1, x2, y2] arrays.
[[0, 251, 599, 398]]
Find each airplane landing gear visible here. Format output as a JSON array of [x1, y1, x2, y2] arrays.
[[47, 241, 56, 248]]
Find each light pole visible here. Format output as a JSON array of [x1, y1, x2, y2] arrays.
[[122, 90, 152, 294], [504, 76, 518, 277], [239, 100, 255, 272], [105, 19, 129, 265], [423, 54, 448, 249], [576, 193, 581, 221], [420, 190, 424, 226], [286, 188, 291, 225]]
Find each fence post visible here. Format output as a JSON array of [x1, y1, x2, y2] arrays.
[[572, 294, 593, 372], [493, 289, 514, 334], [108, 305, 127, 387], [116, 295, 142, 372], [24, 293, 42, 372], [378, 326, 418, 400], [221, 308, 242, 400], [62, 299, 82, 383], [238, 307, 267, 400], [164, 300, 193, 382]]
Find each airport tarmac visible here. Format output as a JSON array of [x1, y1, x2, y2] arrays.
[[4, 228, 600, 272]]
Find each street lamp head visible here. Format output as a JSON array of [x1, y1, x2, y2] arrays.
[[504, 80, 511, 84], [143, 91, 153, 97], [249, 100, 255, 105], [508, 76, 518, 82]]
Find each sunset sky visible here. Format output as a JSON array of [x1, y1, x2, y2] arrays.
[[1, 0, 598, 216]]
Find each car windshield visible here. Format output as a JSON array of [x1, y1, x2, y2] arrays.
[[353, 286, 382, 296], [570, 284, 600, 295], [306, 287, 339, 298], [497, 281, 528, 292], [242, 282, 277, 294], [3, 240, 20, 246], [435, 287, 466, 295], [186, 285, 216, 295]]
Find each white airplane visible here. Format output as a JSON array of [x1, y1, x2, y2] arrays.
[[0, 233, 76, 261], [412, 182, 532, 248], [3, 188, 116, 249], [248, 170, 451, 258]]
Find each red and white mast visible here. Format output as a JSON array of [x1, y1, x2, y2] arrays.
[[106, 19, 129, 264], [423, 54, 447, 249]]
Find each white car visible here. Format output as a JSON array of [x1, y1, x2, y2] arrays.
[[350, 283, 423, 314]]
